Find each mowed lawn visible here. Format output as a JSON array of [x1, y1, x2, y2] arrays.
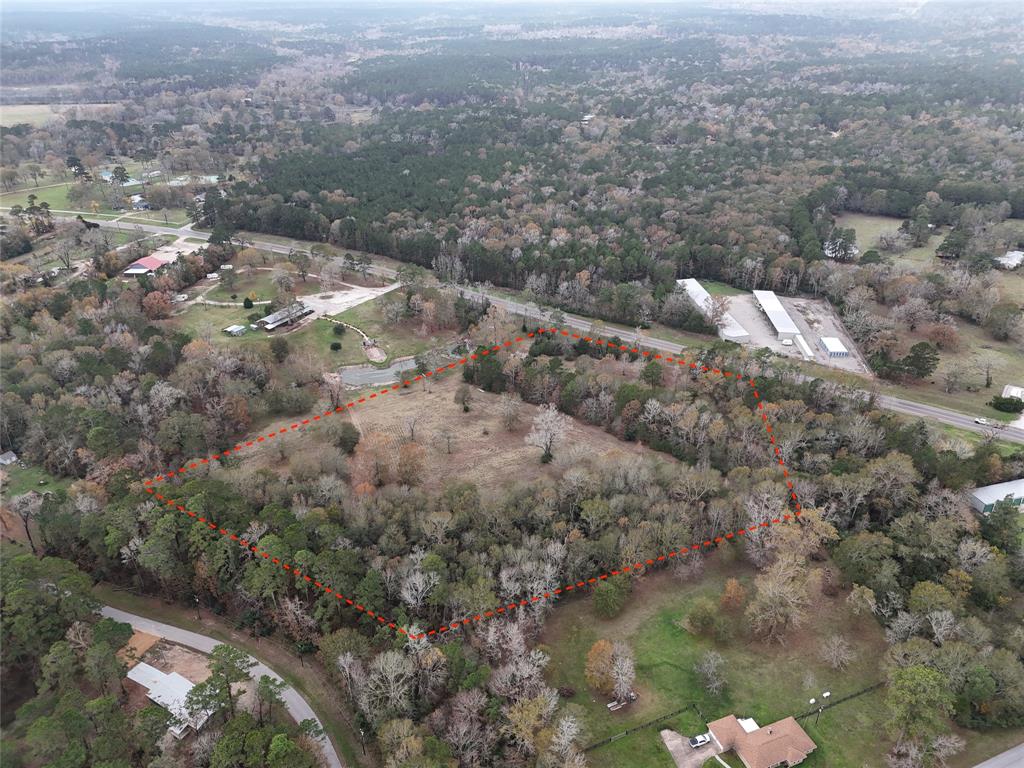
[[836, 212, 947, 270], [0, 464, 72, 501], [541, 549, 890, 768], [879, 320, 1024, 420]]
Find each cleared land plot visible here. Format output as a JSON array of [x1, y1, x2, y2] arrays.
[[881, 320, 1024, 420], [344, 374, 664, 496], [839, 212, 1024, 300], [0, 103, 120, 127], [205, 270, 322, 303], [330, 299, 444, 366], [836, 212, 947, 269]]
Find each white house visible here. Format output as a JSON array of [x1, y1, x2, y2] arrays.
[[126, 662, 213, 738]]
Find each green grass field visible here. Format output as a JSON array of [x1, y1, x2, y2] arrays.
[[0, 183, 81, 211], [836, 212, 946, 270], [838, 212, 1024, 301], [205, 271, 321, 303], [542, 549, 1021, 768], [1, 464, 72, 501], [331, 300, 438, 365], [703, 280, 748, 297], [541, 549, 893, 768]]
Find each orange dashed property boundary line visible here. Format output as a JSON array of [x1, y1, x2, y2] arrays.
[[143, 328, 803, 640]]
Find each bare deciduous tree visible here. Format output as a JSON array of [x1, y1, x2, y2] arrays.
[[695, 650, 726, 695], [525, 404, 568, 463], [499, 392, 521, 431], [610, 642, 635, 701], [820, 634, 855, 670]]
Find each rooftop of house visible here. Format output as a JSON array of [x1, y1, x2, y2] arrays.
[[708, 715, 816, 768]]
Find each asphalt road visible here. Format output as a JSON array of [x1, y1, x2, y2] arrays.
[[67, 217, 1024, 445], [971, 742, 1024, 768], [100, 606, 344, 768]]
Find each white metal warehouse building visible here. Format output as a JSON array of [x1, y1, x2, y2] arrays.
[[677, 279, 750, 344], [752, 290, 800, 341], [968, 479, 1024, 515]]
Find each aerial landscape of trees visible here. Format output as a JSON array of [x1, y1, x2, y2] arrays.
[[1, 2, 1023, 768]]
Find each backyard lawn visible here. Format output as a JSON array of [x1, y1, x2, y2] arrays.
[[0, 464, 72, 501], [540, 549, 893, 768], [331, 300, 441, 365]]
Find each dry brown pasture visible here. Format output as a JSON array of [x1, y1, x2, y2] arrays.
[[345, 374, 668, 496]]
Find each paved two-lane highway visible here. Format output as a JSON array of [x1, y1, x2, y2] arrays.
[[53, 217, 1024, 445]]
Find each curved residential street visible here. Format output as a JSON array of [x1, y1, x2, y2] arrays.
[[100, 606, 345, 768]]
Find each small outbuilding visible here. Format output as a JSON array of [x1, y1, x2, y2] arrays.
[[819, 336, 849, 358], [0, 451, 18, 466], [256, 302, 313, 331], [223, 325, 247, 337]]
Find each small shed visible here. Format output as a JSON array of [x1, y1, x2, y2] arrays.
[[0, 451, 18, 466], [223, 325, 247, 337], [819, 336, 849, 358]]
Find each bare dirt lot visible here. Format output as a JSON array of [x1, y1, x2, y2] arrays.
[[145, 640, 212, 684], [783, 296, 872, 375]]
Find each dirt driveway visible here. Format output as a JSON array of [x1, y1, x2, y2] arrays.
[[660, 729, 721, 768]]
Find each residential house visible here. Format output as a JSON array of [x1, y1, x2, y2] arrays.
[[123, 255, 166, 277], [708, 714, 816, 768], [126, 661, 213, 739]]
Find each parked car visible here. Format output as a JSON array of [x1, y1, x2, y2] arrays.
[[689, 734, 711, 749]]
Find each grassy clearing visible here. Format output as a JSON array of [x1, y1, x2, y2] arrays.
[[0, 464, 72, 501], [542, 548, 1019, 768], [881, 320, 1024, 419], [331, 300, 438, 365], [933, 425, 1021, 457], [205, 271, 321, 303], [119, 209, 190, 227], [704, 280, 748, 297], [836, 212, 946, 270], [838, 212, 1024, 302], [92, 585, 370, 768], [0, 183, 79, 211], [542, 549, 891, 768], [0, 104, 61, 126]]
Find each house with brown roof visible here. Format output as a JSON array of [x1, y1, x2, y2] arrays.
[[708, 714, 816, 768]]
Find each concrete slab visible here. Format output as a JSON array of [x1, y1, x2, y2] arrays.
[[660, 729, 721, 768]]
